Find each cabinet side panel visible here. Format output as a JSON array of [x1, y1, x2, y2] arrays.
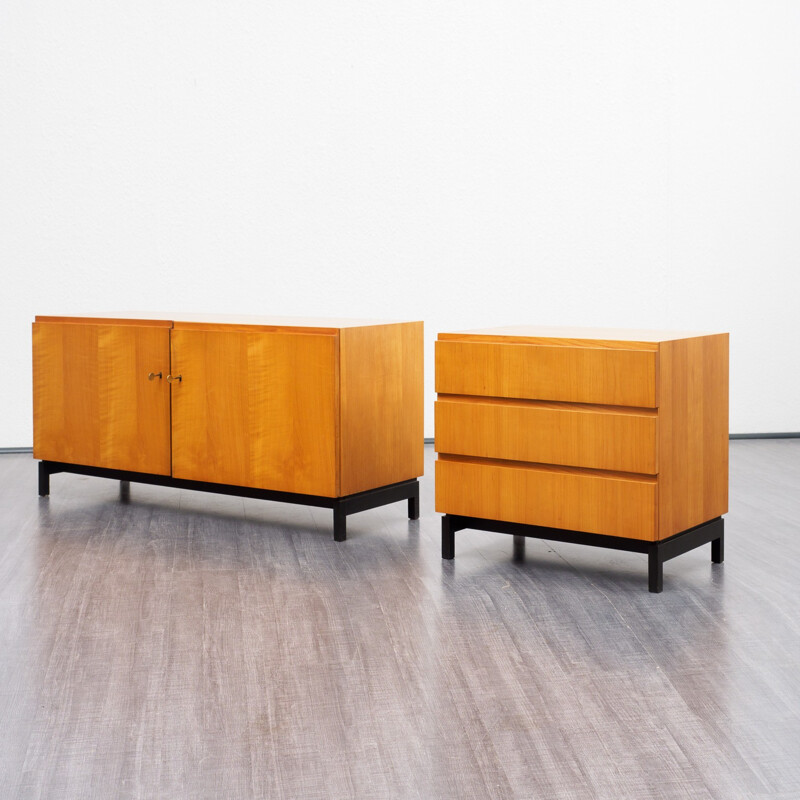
[[657, 334, 729, 538], [171, 330, 338, 496], [339, 322, 424, 496]]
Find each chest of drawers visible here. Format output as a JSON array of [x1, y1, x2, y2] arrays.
[[33, 314, 423, 540], [434, 326, 728, 591]]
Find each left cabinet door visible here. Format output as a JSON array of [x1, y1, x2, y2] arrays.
[[32, 322, 172, 475]]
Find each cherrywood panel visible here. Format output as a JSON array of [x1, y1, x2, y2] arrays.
[[339, 322, 424, 496], [435, 340, 657, 407], [435, 397, 657, 474], [657, 334, 729, 539], [437, 326, 713, 347], [435, 456, 657, 540], [170, 322, 339, 335], [32, 322, 171, 474], [170, 329, 338, 496], [36, 314, 402, 332], [35, 316, 172, 328]]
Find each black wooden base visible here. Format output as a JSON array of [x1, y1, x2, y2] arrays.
[[38, 460, 419, 542], [441, 514, 724, 593]]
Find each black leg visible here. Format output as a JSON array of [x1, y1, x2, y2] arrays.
[[712, 530, 724, 563], [408, 489, 420, 520], [648, 546, 663, 593], [442, 515, 455, 559], [513, 535, 526, 562], [38, 462, 50, 497], [333, 508, 346, 542]]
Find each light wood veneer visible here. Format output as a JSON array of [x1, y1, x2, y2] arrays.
[[170, 329, 339, 496], [435, 396, 657, 474], [33, 316, 423, 502], [436, 340, 658, 407], [33, 322, 172, 475], [435, 327, 728, 542]]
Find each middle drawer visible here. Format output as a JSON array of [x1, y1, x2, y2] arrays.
[[435, 397, 658, 474]]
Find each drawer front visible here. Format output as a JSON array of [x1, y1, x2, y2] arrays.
[[435, 340, 657, 407], [435, 399, 657, 474], [435, 458, 657, 540]]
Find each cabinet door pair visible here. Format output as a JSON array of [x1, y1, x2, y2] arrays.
[[32, 322, 337, 496]]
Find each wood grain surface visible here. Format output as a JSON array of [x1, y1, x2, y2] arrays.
[[435, 455, 657, 540], [435, 396, 658, 474], [437, 325, 712, 346], [32, 322, 171, 475], [34, 315, 424, 500], [339, 322, 424, 496], [657, 333, 729, 538], [170, 329, 338, 496], [35, 313, 402, 331], [435, 329, 729, 543], [34, 315, 173, 328], [435, 340, 658, 407], [2, 442, 797, 799]]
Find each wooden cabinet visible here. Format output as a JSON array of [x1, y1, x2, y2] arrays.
[[435, 326, 728, 591], [33, 314, 423, 540]]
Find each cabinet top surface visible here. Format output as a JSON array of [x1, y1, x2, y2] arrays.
[[34, 313, 420, 333], [439, 325, 727, 346]]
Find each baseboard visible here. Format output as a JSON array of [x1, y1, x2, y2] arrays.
[[425, 435, 798, 444], [0, 447, 33, 454], [729, 432, 800, 440]]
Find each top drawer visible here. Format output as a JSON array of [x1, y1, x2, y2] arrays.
[[435, 340, 657, 407]]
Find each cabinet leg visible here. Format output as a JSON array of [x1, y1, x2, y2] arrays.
[[333, 508, 346, 542], [38, 462, 50, 497], [408, 489, 419, 521], [712, 530, 724, 563], [513, 535, 526, 562], [648, 547, 663, 593], [442, 515, 455, 559], [120, 480, 131, 502]]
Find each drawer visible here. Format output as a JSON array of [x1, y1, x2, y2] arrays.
[[435, 340, 657, 407], [435, 457, 657, 540], [435, 398, 657, 474]]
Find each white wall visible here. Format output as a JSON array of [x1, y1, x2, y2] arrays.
[[2, 1, 799, 445]]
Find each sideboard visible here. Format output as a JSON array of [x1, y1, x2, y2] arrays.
[[435, 326, 728, 591], [33, 314, 423, 540]]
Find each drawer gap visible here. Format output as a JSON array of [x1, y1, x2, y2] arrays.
[[436, 453, 657, 483], [437, 394, 658, 416]]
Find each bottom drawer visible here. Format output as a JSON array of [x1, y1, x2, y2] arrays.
[[435, 457, 657, 541]]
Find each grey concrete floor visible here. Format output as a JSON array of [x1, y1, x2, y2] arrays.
[[0, 441, 798, 799]]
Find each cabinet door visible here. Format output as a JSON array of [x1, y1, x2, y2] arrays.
[[32, 322, 171, 474], [170, 329, 338, 496]]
